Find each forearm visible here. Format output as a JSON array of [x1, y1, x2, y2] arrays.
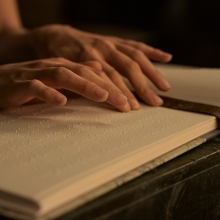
[[0, 0, 22, 32], [0, 0, 35, 64]]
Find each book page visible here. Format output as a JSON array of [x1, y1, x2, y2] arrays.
[[0, 99, 217, 207], [154, 65, 220, 106]]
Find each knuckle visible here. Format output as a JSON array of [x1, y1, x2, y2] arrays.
[[138, 42, 147, 47], [135, 42, 147, 50], [132, 50, 144, 58], [96, 70, 107, 78], [126, 39, 136, 44], [63, 24, 72, 30], [138, 85, 151, 95], [93, 38, 113, 49], [126, 61, 140, 72], [109, 36, 120, 41], [122, 90, 134, 99], [153, 69, 163, 78], [41, 87, 52, 98], [80, 79, 90, 93], [36, 60, 45, 68], [108, 67, 117, 75], [77, 67, 89, 78], [27, 79, 40, 89], [80, 45, 96, 60], [12, 70, 25, 80], [84, 45, 95, 53], [149, 47, 158, 54], [53, 57, 68, 63], [28, 60, 46, 68], [53, 67, 67, 80], [56, 49, 71, 59], [127, 39, 144, 45], [149, 47, 161, 55], [106, 68, 120, 80]]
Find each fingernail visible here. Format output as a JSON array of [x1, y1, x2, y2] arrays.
[[115, 93, 128, 105], [121, 102, 131, 112], [160, 51, 172, 58], [153, 95, 163, 105], [163, 52, 172, 57], [161, 80, 171, 90], [130, 99, 140, 110], [55, 94, 66, 104], [94, 87, 108, 98]]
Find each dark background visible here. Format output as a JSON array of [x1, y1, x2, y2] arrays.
[[18, 0, 220, 67]]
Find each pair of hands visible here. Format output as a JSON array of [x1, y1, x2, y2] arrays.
[[0, 24, 172, 111]]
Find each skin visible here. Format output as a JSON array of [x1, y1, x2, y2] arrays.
[[0, 0, 173, 111], [0, 58, 132, 111]]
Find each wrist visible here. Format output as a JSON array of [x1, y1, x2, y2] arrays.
[[0, 27, 37, 64], [0, 24, 27, 36]]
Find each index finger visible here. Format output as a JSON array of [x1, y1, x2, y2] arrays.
[[31, 67, 130, 111], [118, 39, 172, 63], [115, 44, 171, 91], [105, 50, 164, 106]]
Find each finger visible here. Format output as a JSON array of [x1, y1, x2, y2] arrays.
[[80, 61, 102, 70], [116, 44, 170, 91], [27, 80, 67, 105], [68, 66, 130, 112], [3, 80, 67, 108], [87, 67, 131, 112], [48, 63, 130, 112], [100, 61, 140, 110], [18, 62, 129, 111], [30, 67, 130, 111], [71, 58, 131, 111], [105, 50, 164, 106], [30, 67, 109, 103], [118, 39, 172, 63]]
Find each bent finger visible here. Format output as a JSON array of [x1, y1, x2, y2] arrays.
[[118, 39, 172, 63], [31, 64, 129, 111], [71, 67, 130, 112], [106, 50, 164, 106], [100, 61, 140, 110], [116, 44, 170, 91], [3, 80, 67, 108], [31, 67, 110, 103], [27, 80, 67, 105]]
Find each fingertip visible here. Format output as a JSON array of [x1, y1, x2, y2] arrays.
[[152, 95, 163, 106], [159, 79, 171, 91], [154, 70, 171, 91], [161, 53, 173, 63], [115, 93, 128, 106], [54, 94, 67, 105], [94, 87, 109, 101], [118, 102, 131, 112], [129, 99, 140, 110]]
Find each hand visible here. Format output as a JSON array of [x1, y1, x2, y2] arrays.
[[28, 24, 172, 109], [0, 58, 131, 111]]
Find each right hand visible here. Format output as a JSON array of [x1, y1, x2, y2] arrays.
[[0, 58, 131, 111]]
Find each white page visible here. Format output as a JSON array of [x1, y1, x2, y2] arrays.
[[154, 65, 220, 106]]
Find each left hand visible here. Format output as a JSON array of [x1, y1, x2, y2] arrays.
[[0, 58, 132, 111], [28, 24, 172, 110]]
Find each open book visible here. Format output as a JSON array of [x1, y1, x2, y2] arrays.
[[1, 64, 220, 220]]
